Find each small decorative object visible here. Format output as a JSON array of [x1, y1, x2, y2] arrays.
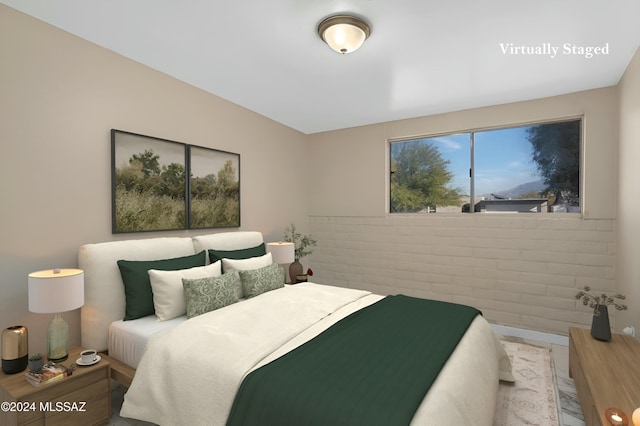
[[283, 223, 317, 283], [28, 269, 85, 362], [605, 407, 629, 425], [575, 286, 627, 342], [632, 407, 640, 426], [307, 268, 314, 277], [28, 353, 44, 374], [296, 275, 308, 283], [289, 260, 303, 283], [80, 349, 98, 365], [2, 325, 28, 374], [77, 350, 101, 366], [24, 362, 68, 387]]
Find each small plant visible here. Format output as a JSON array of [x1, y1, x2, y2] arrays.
[[28, 353, 44, 373], [283, 223, 317, 260], [575, 286, 628, 314]]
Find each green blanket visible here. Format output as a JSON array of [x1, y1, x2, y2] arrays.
[[226, 295, 480, 426]]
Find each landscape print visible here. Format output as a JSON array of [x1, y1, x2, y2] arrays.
[[112, 130, 187, 233], [188, 145, 240, 229], [111, 130, 240, 233]]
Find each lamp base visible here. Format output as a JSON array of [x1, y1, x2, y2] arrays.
[[47, 313, 69, 363], [48, 354, 68, 363]]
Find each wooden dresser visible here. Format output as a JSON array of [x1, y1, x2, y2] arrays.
[[569, 327, 640, 426]]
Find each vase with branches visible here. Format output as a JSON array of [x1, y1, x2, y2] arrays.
[[575, 286, 627, 341], [283, 223, 317, 283]]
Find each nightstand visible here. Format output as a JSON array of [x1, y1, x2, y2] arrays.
[[0, 346, 111, 426], [569, 327, 640, 426]]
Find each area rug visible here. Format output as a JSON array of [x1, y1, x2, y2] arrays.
[[493, 340, 560, 426]]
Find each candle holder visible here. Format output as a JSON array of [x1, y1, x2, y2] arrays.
[[606, 407, 629, 426]]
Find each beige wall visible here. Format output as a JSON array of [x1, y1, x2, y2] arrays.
[[307, 88, 621, 336], [0, 5, 309, 354], [617, 48, 640, 339], [309, 87, 618, 219]]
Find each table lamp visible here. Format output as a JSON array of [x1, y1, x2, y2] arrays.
[[28, 268, 84, 362], [266, 242, 295, 283]]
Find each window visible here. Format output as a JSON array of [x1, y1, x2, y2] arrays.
[[389, 119, 581, 214]]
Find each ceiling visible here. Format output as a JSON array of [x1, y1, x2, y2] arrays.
[[2, 1, 639, 134]]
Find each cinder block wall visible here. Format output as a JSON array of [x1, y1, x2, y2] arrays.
[[309, 215, 615, 336]]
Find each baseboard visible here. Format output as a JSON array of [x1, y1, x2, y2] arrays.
[[491, 323, 569, 346]]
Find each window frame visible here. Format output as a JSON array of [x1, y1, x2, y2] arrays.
[[387, 116, 584, 216]]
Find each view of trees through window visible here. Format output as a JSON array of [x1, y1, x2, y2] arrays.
[[389, 119, 581, 214]]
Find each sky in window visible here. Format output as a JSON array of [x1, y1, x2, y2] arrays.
[[429, 126, 541, 196]]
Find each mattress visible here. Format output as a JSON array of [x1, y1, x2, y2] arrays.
[[108, 315, 187, 368]]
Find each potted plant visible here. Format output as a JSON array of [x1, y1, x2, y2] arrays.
[[28, 353, 44, 373], [283, 224, 317, 283], [575, 286, 627, 341]]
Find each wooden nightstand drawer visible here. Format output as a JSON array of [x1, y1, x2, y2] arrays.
[[1, 347, 111, 426], [45, 379, 109, 425]]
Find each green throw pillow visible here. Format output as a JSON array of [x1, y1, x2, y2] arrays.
[[117, 251, 206, 320], [208, 243, 266, 265], [182, 271, 241, 318], [239, 262, 285, 298]]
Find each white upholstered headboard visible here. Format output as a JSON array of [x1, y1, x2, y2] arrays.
[[79, 231, 264, 351]]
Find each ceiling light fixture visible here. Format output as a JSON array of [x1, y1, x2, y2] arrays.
[[317, 15, 371, 54]]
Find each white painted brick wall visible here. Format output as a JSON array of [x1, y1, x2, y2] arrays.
[[308, 215, 616, 336]]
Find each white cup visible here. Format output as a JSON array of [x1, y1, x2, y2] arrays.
[[80, 349, 97, 364]]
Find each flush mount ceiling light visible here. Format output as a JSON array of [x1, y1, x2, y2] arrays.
[[317, 15, 371, 54]]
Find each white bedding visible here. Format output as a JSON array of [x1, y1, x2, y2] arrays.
[[120, 283, 512, 426], [109, 315, 187, 369]]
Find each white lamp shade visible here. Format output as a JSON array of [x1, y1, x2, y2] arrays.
[[28, 269, 84, 313], [267, 242, 295, 264]]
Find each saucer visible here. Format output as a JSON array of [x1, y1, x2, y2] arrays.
[[76, 354, 101, 366]]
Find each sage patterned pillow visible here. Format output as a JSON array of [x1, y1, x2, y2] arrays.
[[182, 270, 240, 318], [239, 262, 285, 298]]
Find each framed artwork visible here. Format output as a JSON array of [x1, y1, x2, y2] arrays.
[[111, 130, 188, 233], [111, 129, 241, 233], [188, 145, 240, 229]]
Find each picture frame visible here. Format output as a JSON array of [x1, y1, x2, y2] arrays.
[[111, 129, 241, 233], [111, 130, 188, 233], [188, 145, 240, 229]]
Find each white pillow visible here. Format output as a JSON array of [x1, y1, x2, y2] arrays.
[[148, 261, 222, 321], [221, 252, 273, 273], [221, 253, 273, 298]]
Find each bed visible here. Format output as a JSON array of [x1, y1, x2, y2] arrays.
[[79, 231, 513, 426]]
